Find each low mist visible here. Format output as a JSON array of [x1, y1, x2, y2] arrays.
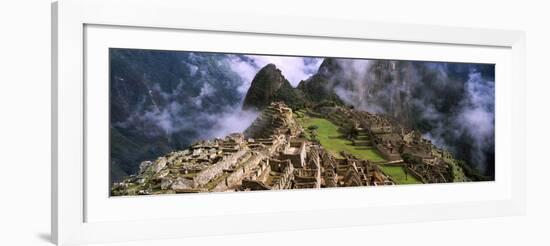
[[328, 59, 495, 175], [110, 48, 494, 181]]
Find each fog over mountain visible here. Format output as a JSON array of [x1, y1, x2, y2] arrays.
[[110, 49, 494, 182], [109, 49, 321, 181], [229, 55, 322, 93], [299, 58, 495, 177]]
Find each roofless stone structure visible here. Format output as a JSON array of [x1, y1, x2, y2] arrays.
[[112, 101, 466, 196]]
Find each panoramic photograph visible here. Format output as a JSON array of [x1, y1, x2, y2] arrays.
[[109, 48, 495, 196]]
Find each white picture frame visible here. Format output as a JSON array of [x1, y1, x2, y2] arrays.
[[52, 0, 526, 245]]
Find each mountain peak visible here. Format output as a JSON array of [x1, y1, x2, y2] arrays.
[[263, 63, 278, 70], [242, 64, 296, 110], [317, 58, 343, 77]]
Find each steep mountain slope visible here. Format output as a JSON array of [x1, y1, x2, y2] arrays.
[[109, 49, 246, 182], [242, 64, 306, 110], [110, 50, 494, 183], [297, 58, 345, 104], [297, 57, 495, 178]]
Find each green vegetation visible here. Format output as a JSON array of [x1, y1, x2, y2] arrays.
[[307, 125, 319, 131], [295, 111, 421, 185], [445, 159, 468, 182], [340, 123, 359, 140], [435, 150, 469, 182], [298, 76, 342, 105], [272, 82, 307, 111], [296, 113, 385, 162], [455, 160, 491, 181], [242, 63, 306, 111], [313, 99, 339, 109], [377, 165, 422, 185]]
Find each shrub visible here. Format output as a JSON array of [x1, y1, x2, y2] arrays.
[[340, 124, 359, 140], [308, 125, 319, 130]]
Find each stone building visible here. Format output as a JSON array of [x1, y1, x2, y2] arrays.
[[111, 101, 463, 196], [280, 139, 307, 168]]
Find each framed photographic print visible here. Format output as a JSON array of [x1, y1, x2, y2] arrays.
[[52, 0, 526, 245]]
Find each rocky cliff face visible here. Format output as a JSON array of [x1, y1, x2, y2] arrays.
[[242, 64, 305, 110]]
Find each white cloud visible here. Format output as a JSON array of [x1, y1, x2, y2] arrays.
[[245, 55, 322, 86], [204, 108, 259, 139], [229, 54, 323, 92]]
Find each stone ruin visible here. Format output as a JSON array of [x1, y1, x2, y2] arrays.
[[244, 101, 302, 139], [112, 102, 315, 196], [316, 105, 465, 184], [112, 102, 465, 196]]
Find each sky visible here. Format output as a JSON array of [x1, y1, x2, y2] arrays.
[[229, 54, 323, 93]]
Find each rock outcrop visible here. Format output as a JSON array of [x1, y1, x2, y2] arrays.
[[242, 64, 305, 110], [243, 102, 302, 139]]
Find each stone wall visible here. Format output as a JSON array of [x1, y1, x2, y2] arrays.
[[268, 159, 294, 190], [280, 149, 306, 168], [241, 179, 270, 190], [374, 143, 402, 161], [193, 149, 248, 188], [211, 153, 265, 192]]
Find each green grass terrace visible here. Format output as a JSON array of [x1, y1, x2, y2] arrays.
[[295, 110, 422, 185], [377, 165, 421, 185], [295, 112, 385, 162]]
